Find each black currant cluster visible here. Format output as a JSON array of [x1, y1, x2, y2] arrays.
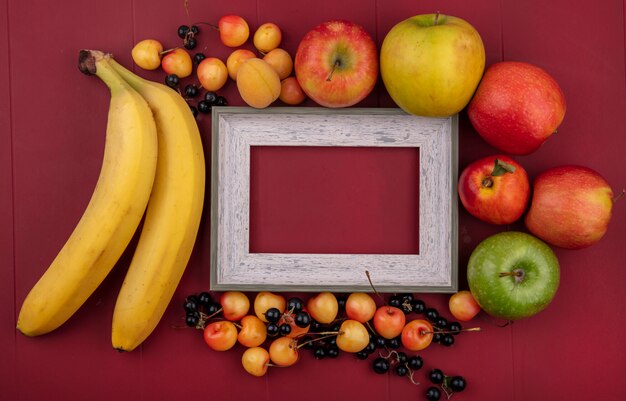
[[177, 24, 200, 50], [390, 293, 464, 347], [183, 292, 222, 329], [298, 320, 344, 360], [263, 297, 311, 337], [426, 368, 467, 401], [186, 89, 227, 117], [371, 350, 424, 382]]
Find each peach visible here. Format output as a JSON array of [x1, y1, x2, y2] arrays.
[[263, 48, 293, 80], [236, 58, 281, 108]]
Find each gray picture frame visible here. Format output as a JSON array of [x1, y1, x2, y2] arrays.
[[210, 107, 458, 293]]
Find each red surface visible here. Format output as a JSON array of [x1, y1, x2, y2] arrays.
[[1, 0, 625, 400]]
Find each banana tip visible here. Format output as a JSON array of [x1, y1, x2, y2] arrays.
[[78, 50, 110, 75]]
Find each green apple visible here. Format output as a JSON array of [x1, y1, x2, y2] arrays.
[[380, 13, 485, 117], [467, 231, 560, 320]]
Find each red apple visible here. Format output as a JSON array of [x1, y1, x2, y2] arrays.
[[345, 292, 377, 323], [525, 166, 614, 249], [203, 321, 238, 351], [449, 290, 481, 322], [401, 319, 433, 351], [372, 306, 406, 339], [458, 155, 530, 225], [468, 61, 566, 155], [294, 19, 378, 108], [307, 292, 338, 324], [220, 291, 250, 321]]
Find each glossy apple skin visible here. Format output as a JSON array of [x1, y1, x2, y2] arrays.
[[295, 19, 378, 108], [203, 321, 238, 351], [401, 319, 433, 351], [307, 292, 338, 324], [468, 61, 566, 155], [467, 231, 560, 320], [373, 306, 406, 339], [525, 166, 613, 249], [449, 290, 481, 322], [380, 13, 485, 117], [241, 347, 270, 377], [336, 320, 369, 353], [458, 155, 530, 225], [218, 15, 250, 47]]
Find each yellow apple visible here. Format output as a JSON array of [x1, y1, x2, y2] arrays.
[[380, 13, 485, 117]]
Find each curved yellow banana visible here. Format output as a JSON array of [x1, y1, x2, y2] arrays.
[[16, 51, 158, 336], [109, 58, 205, 351]]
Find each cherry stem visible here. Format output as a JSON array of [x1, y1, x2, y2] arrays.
[[194, 21, 219, 30], [296, 332, 341, 349], [365, 270, 386, 304], [326, 59, 341, 81], [420, 327, 481, 335], [613, 189, 625, 203]]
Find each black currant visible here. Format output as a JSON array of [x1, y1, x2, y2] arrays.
[[197, 291, 212, 308], [204, 91, 218, 104], [299, 336, 314, 349], [429, 368, 445, 384], [375, 336, 386, 348], [449, 376, 466, 392], [309, 320, 323, 332], [388, 295, 401, 307], [197, 100, 211, 114], [165, 74, 179, 88], [356, 350, 369, 360], [264, 307, 281, 323], [425, 308, 439, 322], [407, 355, 423, 370], [286, 297, 304, 313], [294, 311, 311, 328], [215, 96, 228, 106], [266, 323, 279, 336], [330, 323, 341, 332], [177, 25, 190, 39], [326, 346, 340, 359], [400, 301, 413, 314], [441, 333, 455, 347], [184, 84, 199, 98], [435, 317, 448, 329], [365, 340, 376, 354], [386, 336, 401, 349], [185, 312, 199, 327], [184, 37, 197, 50], [395, 351, 407, 364], [395, 364, 408, 377], [279, 323, 292, 336], [190, 25, 199, 35], [205, 302, 220, 316], [448, 321, 463, 335], [425, 387, 441, 401], [372, 357, 390, 374], [432, 333, 443, 343], [183, 297, 198, 313], [327, 336, 337, 346], [313, 347, 326, 359], [411, 299, 426, 314], [193, 52, 206, 65], [189, 105, 198, 118], [336, 294, 347, 310]]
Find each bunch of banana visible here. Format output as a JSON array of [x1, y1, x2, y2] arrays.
[[17, 50, 205, 352]]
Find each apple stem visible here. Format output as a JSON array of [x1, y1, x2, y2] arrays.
[[326, 59, 341, 82], [613, 189, 625, 203], [365, 270, 387, 304], [499, 269, 525, 283]]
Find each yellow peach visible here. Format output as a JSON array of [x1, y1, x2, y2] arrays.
[[236, 58, 281, 108]]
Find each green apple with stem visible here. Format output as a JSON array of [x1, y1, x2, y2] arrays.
[[467, 231, 560, 320]]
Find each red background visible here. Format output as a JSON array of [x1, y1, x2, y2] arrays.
[[1, 0, 625, 400]]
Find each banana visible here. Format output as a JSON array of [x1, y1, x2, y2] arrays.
[[16, 50, 158, 336], [108, 58, 205, 351]]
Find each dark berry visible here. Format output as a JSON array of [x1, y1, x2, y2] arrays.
[[336, 295, 347, 310], [356, 350, 369, 360], [425, 387, 441, 401], [190, 25, 199, 34], [215, 96, 228, 106], [400, 293, 414, 303], [193, 52, 206, 65], [407, 355, 423, 370], [365, 340, 376, 354], [266, 323, 279, 336], [294, 311, 311, 328], [372, 357, 390, 374], [165, 74, 179, 88], [441, 333, 455, 347], [184, 84, 199, 98], [205, 302, 220, 316], [309, 320, 323, 332], [395, 364, 408, 376], [395, 351, 407, 364], [185, 312, 200, 327], [184, 37, 197, 50], [432, 333, 443, 343], [448, 321, 463, 335], [425, 308, 439, 322], [204, 91, 218, 104], [429, 368, 445, 384], [388, 295, 401, 307], [326, 346, 340, 358], [189, 105, 198, 118], [375, 336, 386, 348], [177, 25, 190, 39], [197, 291, 212, 307], [327, 336, 336, 346], [449, 376, 467, 392], [197, 100, 211, 114], [330, 323, 341, 332], [313, 347, 326, 359], [411, 299, 426, 314], [264, 307, 281, 323], [183, 297, 198, 313], [299, 336, 314, 349], [386, 337, 401, 349], [286, 297, 304, 313], [435, 317, 448, 329], [279, 323, 292, 336]]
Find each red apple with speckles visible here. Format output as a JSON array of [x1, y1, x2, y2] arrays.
[[468, 61, 566, 155], [458, 155, 530, 225], [525, 166, 614, 249], [295, 19, 378, 108]]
